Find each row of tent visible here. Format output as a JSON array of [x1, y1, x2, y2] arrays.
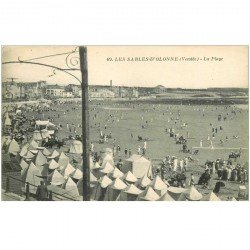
[[88, 152, 223, 201], [91, 173, 223, 201], [18, 141, 85, 199]]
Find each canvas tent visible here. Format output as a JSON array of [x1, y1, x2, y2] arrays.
[[93, 175, 112, 201], [201, 192, 221, 201], [41, 129, 51, 139], [109, 167, 124, 179], [72, 168, 83, 180], [99, 162, 114, 175], [166, 186, 187, 201], [118, 184, 142, 201], [137, 186, 160, 201], [19, 145, 28, 157], [42, 148, 51, 156], [122, 154, 152, 179], [49, 169, 65, 186], [28, 140, 39, 150], [22, 162, 42, 194], [159, 190, 175, 201], [7, 139, 20, 156], [58, 152, 70, 170], [101, 154, 114, 168], [48, 159, 59, 170], [48, 150, 60, 159], [23, 150, 35, 159], [104, 178, 127, 201], [186, 186, 203, 201], [150, 175, 168, 196], [35, 151, 47, 166], [33, 130, 42, 141], [135, 174, 151, 189], [63, 177, 80, 198], [121, 171, 138, 184], [69, 140, 83, 154], [4, 116, 12, 126], [63, 163, 76, 179]]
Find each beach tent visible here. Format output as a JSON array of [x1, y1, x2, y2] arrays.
[[23, 150, 35, 159], [42, 148, 51, 156], [167, 186, 187, 201], [48, 159, 59, 170], [99, 162, 114, 175], [186, 186, 203, 201], [49, 169, 65, 186], [135, 174, 151, 189], [58, 152, 70, 170], [7, 139, 20, 156], [92, 161, 101, 170], [19, 145, 28, 157], [37, 164, 49, 177], [104, 178, 127, 201], [69, 140, 83, 154], [48, 150, 60, 159], [30, 150, 38, 155], [121, 171, 138, 184], [118, 184, 142, 201], [41, 129, 51, 139], [93, 175, 113, 200], [137, 186, 160, 201], [23, 162, 42, 194], [109, 167, 124, 179], [72, 168, 83, 180], [201, 192, 221, 201], [63, 163, 76, 179], [149, 175, 168, 196], [35, 120, 50, 126], [159, 190, 175, 201], [28, 140, 39, 150], [101, 154, 114, 168], [20, 159, 29, 170], [35, 151, 47, 166], [77, 173, 98, 198], [122, 154, 152, 179], [4, 116, 12, 126], [33, 130, 42, 141], [63, 177, 80, 198]]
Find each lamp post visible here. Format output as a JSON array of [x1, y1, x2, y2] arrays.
[[79, 46, 90, 201]]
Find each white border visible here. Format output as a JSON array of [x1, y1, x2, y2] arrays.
[[0, 1, 249, 250]]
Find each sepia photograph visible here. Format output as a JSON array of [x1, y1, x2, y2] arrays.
[[1, 45, 249, 201]]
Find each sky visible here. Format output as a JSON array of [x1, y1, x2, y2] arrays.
[[2, 46, 248, 88]]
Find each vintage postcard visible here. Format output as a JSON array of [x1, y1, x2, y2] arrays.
[[1, 45, 248, 201]]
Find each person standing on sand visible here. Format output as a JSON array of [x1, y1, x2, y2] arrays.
[[36, 181, 48, 201], [200, 140, 203, 147]]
